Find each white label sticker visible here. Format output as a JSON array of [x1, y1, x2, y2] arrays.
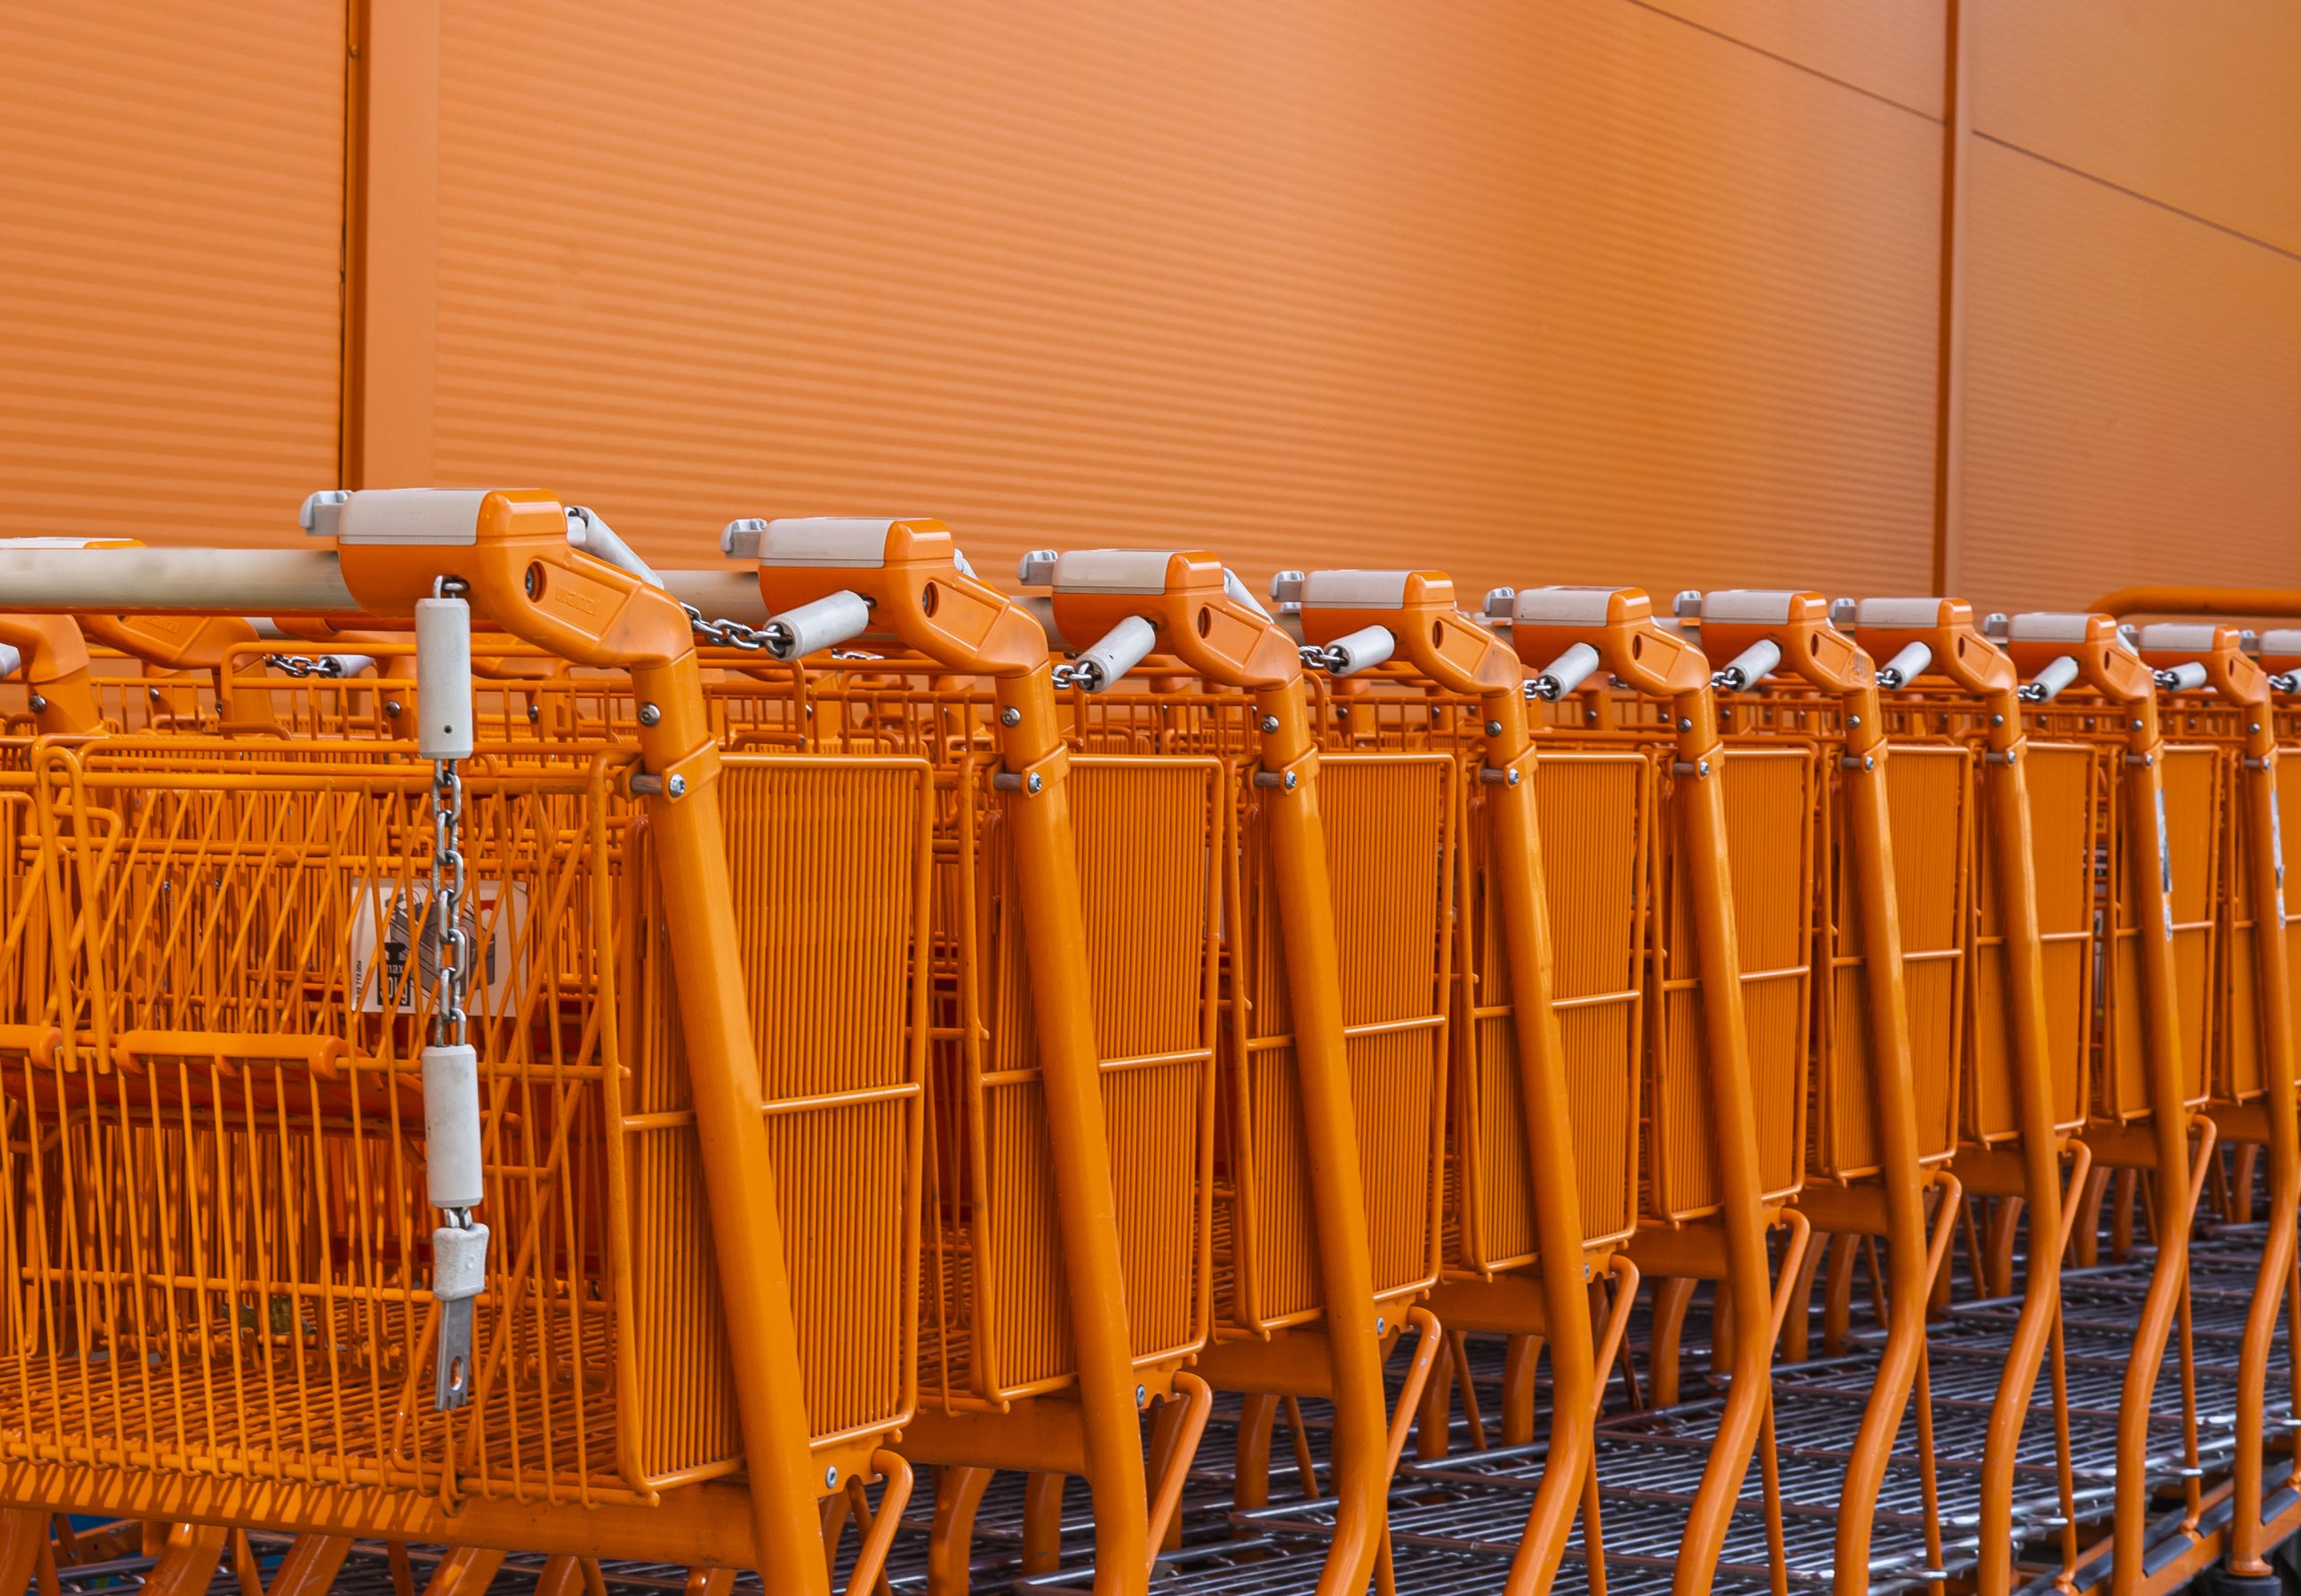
[[350, 878, 529, 1015]]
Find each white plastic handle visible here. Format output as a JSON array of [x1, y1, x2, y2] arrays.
[[1714, 638, 1781, 692], [1876, 641, 1932, 689], [767, 590, 872, 660], [1321, 625, 1396, 678], [414, 596, 475, 761], [1075, 615, 1159, 691], [2021, 654, 2082, 704], [1532, 642, 1602, 701]]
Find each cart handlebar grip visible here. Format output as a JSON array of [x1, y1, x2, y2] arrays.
[[1712, 638, 1781, 692], [1069, 614, 1159, 691], [1875, 641, 1932, 690], [1531, 641, 1602, 700], [2019, 655, 2082, 704]]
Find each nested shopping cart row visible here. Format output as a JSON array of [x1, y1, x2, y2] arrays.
[[0, 492, 2296, 1596]]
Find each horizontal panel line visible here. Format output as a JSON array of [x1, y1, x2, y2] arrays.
[[1620, 0, 1944, 126], [1972, 131, 2301, 267]]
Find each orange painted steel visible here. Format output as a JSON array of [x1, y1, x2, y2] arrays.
[[2002, 611, 2204, 1596], [745, 515, 1233, 1596], [2128, 622, 2301, 1583], [1853, 597, 2087, 1596], [0, 496, 934, 1593], [1036, 548, 1439, 1596], [1289, 568, 1612, 1596], [1694, 590, 1949, 1596], [1505, 587, 1800, 1596]]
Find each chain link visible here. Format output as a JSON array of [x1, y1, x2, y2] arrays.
[[265, 652, 348, 678], [680, 600, 772, 653], [431, 760, 467, 1049]]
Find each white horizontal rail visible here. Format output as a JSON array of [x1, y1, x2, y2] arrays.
[[0, 548, 358, 615]]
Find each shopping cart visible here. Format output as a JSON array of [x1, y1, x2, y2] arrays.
[[2001, 611, 2212, 1596], [1490, 586, 1815, 1596], [0, 492, 929, 1596], [2120, 620, 2301, 1592], [1850, 598, 2093, 1596], [733, 520, 1219, 1596], [1678, 591, 1960, 1596], [1276, 568, 1635, 1596], [972, 547, 1446, 1596]]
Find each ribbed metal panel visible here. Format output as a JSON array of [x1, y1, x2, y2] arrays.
[[425, 1, 1941, 600], [1970, 0, 2301, 256], [1956, 137, 2301, 613], [1641, 0, 1946, 117], [0, 2, 345, 544]]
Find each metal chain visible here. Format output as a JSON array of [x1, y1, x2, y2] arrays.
[[680, 599, 772, 652], [265, 652, 348, 678]]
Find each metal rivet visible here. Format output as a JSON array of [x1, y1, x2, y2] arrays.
[[527, 703, 541, 723], [1259, 715, 1280, 733], [1678, 717, 1693, 732], [385, 699, 403, 717], [1026, 772, 1043, 794], [1847, 714, 1861, 727], [1484, 720, 1502, 736], [1136, 1384, 1148, 1407], [1990, 714, 2004, 726], [1337, 704, 1350, 716], [668, 774, 688, 797], [825, 1466, 840, 1489], [1001, 706, 1021, 726], [1375, 1317, 1386, 1335], [638, 702, 662, 726], [1283, 771, 1297, 791], [28, 695, 46, 714], [147, 686, 162, 703], [1698, 759, 1710, 776], [2133, 719, 2145, 731], [1863, 755, 1875, 771], [2252, 723, 2263, 734], [1506, 769, 1520, 785]]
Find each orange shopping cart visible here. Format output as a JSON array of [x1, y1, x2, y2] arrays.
[[0, 492, 934, 1596]]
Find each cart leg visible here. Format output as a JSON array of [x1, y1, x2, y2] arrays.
[[424, 1546, 507, 1596], [1416, 1336, 1454, 1459], [138, 1524, 229, 1596], [1021, 1472, 1066, 1575], [1648, 1276, 1695, 1407], [423, 1547, 507, 1596], [265, 1535, 355, 1596], [1234, 1394, 1278, 1512], [1501, 1333, 1541, 1446], [0, 1512, 43, 1596], [928, 1465, 995, 1595]]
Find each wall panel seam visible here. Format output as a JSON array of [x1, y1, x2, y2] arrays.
[[1973, 129, 2301, 267], [1619, 0, 1945, 124]]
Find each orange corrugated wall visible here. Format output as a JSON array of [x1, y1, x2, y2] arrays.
[[2, 2, 2295, 611], [1953, 0, 2301, 611], [0, 3, 347, 545], [422, 1, 1944, 602]]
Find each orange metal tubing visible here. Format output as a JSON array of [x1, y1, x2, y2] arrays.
[[1295, 569, 1596, 1596], [2004, 610, 2194, 1596], [757, 520, 1150, 1595], [1048, 550, 1388, 1596], [2136, 623, 2298, 1578], [1859, 596, 2072, 1596], [1701, 590, 1934, 1596], [1507, 586, 1777, 1596]]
